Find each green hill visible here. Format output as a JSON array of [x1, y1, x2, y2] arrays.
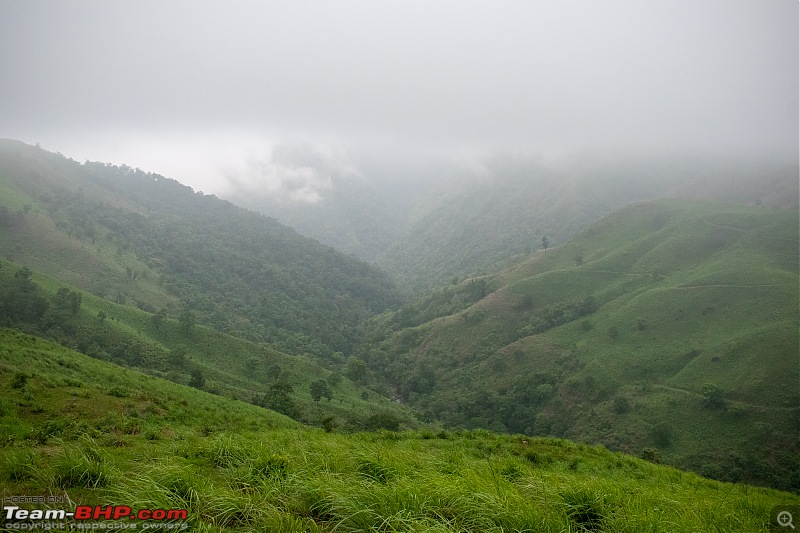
[[361, 200, 800, 490], [0, 138, 421, 431], [1, 329, 797, 532], [0, 139, 402, 362]]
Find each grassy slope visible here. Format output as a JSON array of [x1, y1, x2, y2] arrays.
[[1, 329, 797, 532], [366, 200, 799, 489], [0, 260, 419, 431], [0, 140, 156, 302]]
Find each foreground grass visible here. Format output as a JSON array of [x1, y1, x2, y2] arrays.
[[1, 330, 797, 532], [3, 429, 796, 532]]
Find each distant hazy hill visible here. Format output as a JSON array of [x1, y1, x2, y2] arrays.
[[228, 170, 406, 263], [227, 151, 798, 292], [0, 139, 402, 360], [223, 147, 449, 264], [360, 200, 800, 490], [377, 155, 799, 291]]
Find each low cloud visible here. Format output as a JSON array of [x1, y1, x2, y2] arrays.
[[0, 1, 795, 193], [222, 142, 362, 204]]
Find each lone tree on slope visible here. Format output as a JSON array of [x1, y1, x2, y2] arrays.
[[310, 379, 333, 403]]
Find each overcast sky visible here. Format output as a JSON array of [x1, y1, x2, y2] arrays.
[[0, 0, 796, 194]]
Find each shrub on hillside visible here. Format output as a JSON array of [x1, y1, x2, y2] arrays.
[[701, 383, 727, 410], [363, 412, 401, 431], [612, 396, 630, 414]]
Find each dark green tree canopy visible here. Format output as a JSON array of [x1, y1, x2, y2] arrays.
[[310, 379, 333, 403]]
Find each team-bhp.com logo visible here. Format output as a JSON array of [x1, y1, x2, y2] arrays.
[[4, 505, 189, 530]]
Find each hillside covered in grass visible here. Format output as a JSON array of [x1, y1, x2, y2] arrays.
[[0, 259, 419, 432], [360, 200, 800, 490], [1, 330, 797, 532]]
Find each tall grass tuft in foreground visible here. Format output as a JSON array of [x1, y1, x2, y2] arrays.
[[49, 437, 114, 489], [5, 422, 797, 532], [1, 449, 38, 482]]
